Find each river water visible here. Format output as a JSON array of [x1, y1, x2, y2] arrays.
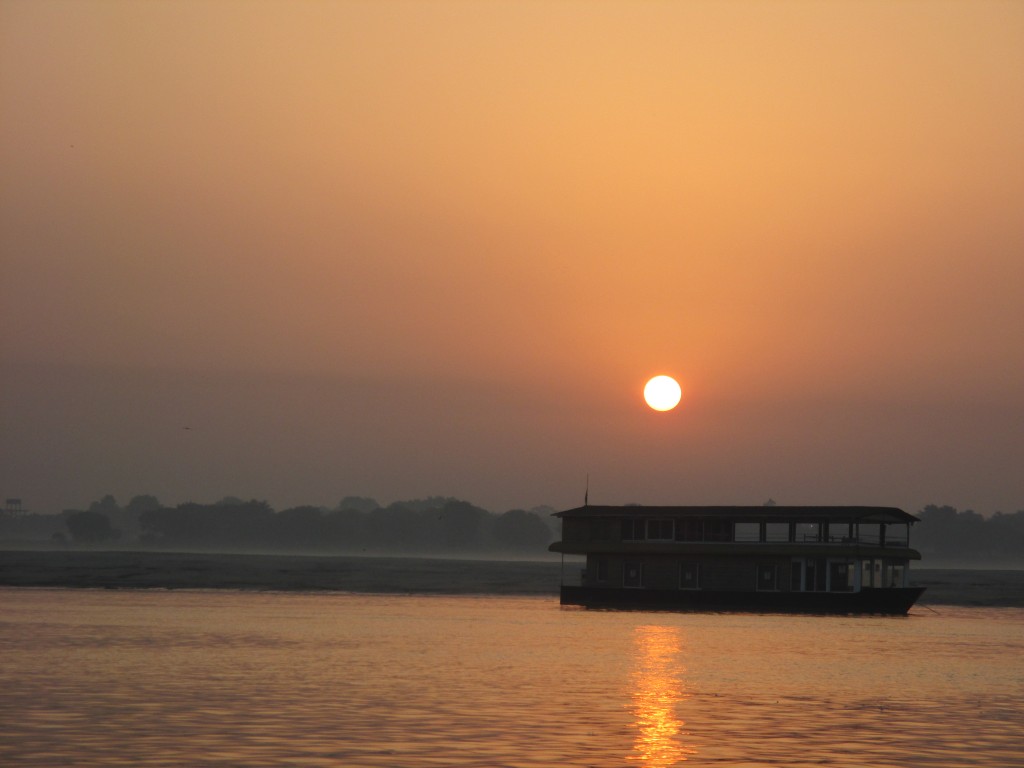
[[1, 588, 1022, 767]]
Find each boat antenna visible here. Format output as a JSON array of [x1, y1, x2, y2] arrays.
[[584, 473, 589, 507]]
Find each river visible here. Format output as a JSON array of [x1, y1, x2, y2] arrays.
[[1, 588, 1022, 767]]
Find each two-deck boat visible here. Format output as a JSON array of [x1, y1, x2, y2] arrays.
[[550, 505, 924, 614]]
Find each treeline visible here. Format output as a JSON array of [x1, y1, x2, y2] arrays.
[[56, 495, 557, 556], [913, 505, 1024, 567], [3, 496, 1022, 566]]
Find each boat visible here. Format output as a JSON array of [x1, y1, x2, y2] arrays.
[[549, 505, 925, 614]]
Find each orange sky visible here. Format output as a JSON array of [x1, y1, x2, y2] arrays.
[[2, 1, 1022, 516]]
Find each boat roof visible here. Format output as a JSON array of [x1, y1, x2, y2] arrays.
[[555, 505, 919, 524]]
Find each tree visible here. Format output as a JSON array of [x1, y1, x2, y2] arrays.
[[273, 506, 328, 550], [140, 500, 274, 549], [88, 495, 120, 515], [988, 511, 1024, 562], [325, 507, 366, 550], [337, 496, 379, 513], [435, 500, 489, 551], [126, 495, 161, 516], [363, 503, 425, 551], [65, 510, 119, 544], [493, 509, 552, 552]]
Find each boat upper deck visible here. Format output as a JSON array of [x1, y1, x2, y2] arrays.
[[551, 505, 921, 558], [555, 505, 919, 523]]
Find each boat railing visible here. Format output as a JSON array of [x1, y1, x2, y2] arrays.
[[727, 533, 912, 547], [619, 532, 913, 547]]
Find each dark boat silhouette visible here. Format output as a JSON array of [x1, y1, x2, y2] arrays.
[[551, 505, 925, 614]]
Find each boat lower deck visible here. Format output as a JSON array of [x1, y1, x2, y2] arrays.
[[560, 585, 926, 615]]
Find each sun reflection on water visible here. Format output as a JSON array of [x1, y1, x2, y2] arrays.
[[628, 624, 696, 766]]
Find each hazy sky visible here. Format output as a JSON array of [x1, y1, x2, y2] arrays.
[[2, 1, 1022, 516]]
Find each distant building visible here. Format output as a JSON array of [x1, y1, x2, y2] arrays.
[[3, 498, 28, 518]]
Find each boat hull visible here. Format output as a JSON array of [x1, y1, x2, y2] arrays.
[[560, 585, 926, 615]]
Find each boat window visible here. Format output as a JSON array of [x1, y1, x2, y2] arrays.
[[679, 562, 700, 590], [674, 519, 702, 542], [826, 522, 853, 543], [597, 557, 609, 582], [588, 519, 610, 540], [621, 518, 645, 541], [705, 519, 733, 542], [734, 522, 760, 542], [624, 561, 643, 588], [756, 564, 778, 591], [647, 519, 673, 540], [806, 558, 826, 591], [859, 523, 882, 545], [880, 559, 892, 587], [790, 561, 802, 591], [795, 522, 820, 542], [861, 559, 882, 588], [828, 560, 855, 591], [861, 559, 872, 587], [886, 524, 909, 547], [888, 561, 906, 588], [765, 523, 789, 542]]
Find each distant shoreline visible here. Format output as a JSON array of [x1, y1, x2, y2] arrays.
[[2, 550, 1023, 607]]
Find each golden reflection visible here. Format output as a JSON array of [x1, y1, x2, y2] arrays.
[[628, 625, 696, 766]]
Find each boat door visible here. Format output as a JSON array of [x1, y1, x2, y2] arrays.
[[790, 560, 802, 591], [791, 558, 827, 591]]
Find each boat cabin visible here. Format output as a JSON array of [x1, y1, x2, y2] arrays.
[[550, 505, 924, 614]]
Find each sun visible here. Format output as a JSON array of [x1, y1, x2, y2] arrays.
[[643, 375, 682, 411]]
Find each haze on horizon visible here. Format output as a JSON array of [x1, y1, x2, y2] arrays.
[[2, 1, 1022, 519]]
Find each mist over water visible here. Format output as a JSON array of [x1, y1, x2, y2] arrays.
[[2, 589, 1022, 767]]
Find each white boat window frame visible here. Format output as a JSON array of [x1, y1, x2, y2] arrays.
[[679, 561, 700, 590], [623, 561, 644, 588], [756, 563, 779, 591]]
